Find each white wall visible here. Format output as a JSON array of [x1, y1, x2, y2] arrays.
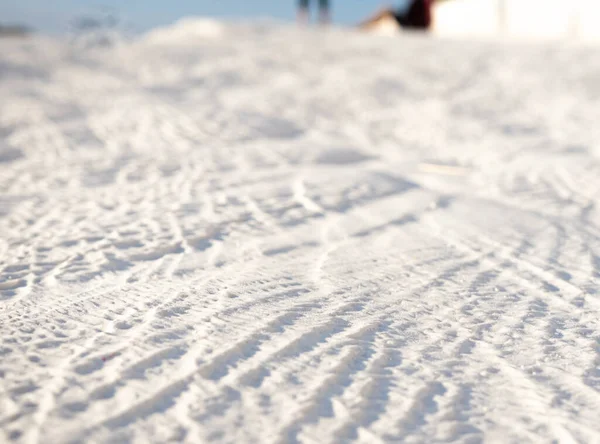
[[433, 0, 600, 41]]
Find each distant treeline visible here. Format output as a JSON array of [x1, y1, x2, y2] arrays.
[[0, 24, 31, 37]]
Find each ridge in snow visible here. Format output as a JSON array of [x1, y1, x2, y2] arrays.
[[142, 17, 225, 45]]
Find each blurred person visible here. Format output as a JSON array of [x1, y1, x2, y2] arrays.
[[298, 0, 331, 25], [397, 0, 432, 29], [361, 0, 433, 31]]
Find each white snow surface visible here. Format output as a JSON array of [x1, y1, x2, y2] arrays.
[[2, 20, 600, 443], [433, 0, 600, 41]]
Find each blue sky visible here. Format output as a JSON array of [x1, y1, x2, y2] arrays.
[[0, 0, 410, 33]]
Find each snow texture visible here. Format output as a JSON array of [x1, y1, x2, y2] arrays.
[[1, 19, 600, 443], [434, 0, 600, 41]]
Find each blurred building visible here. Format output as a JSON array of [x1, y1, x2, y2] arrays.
[[433, 0, 600, 41]]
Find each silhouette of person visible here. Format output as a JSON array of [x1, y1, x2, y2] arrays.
[[395, 0, 432, 29], [360, 0, 433, 31], [298, 0, 331, 25]]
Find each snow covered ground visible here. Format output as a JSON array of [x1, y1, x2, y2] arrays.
[[433, 0, 600, 41], [1, 19, 600, 443]]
